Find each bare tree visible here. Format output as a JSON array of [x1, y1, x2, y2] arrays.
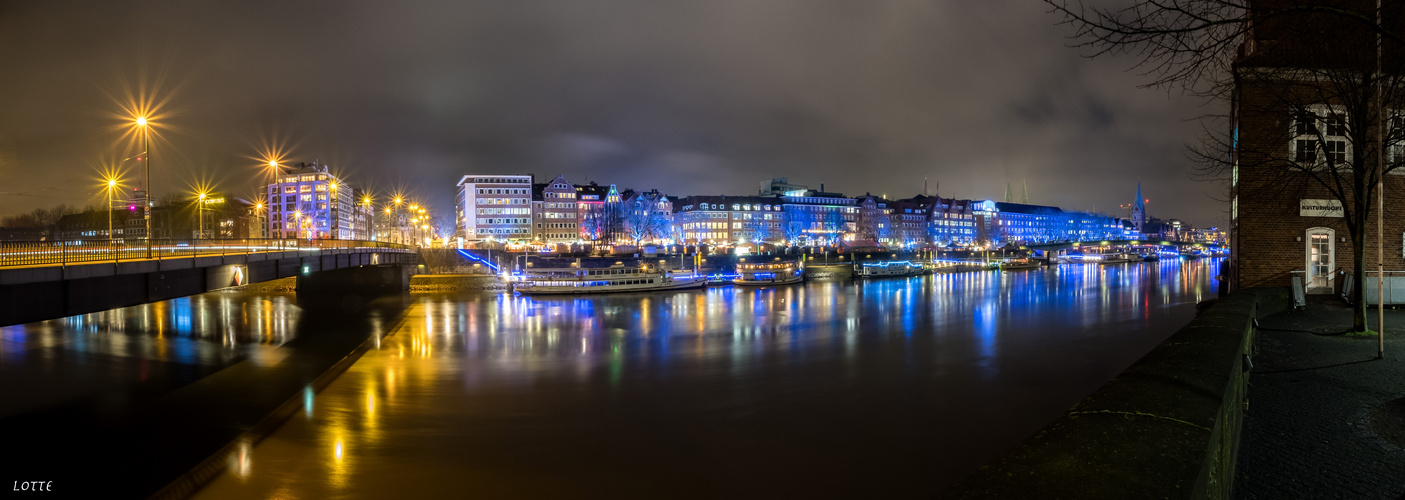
[[602, 202, 626, 245], [824, 210, 848, 245], [782, 206, 813, 245], [580, 206, 604, 243], [623, 197, 668, 246], [1048, 0, 1405, 332]]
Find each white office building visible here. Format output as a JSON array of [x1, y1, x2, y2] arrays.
[[455, 174, 534, 242]]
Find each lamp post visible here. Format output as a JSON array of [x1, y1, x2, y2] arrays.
[[394, 197, 404, 244], [105, 178, 118, 240], [265, 160, 280, 239], [136, 116, 151, 258], [329, 181, 338, 240], [196, 192, 207, 240], [383, 207, 393, 243], [362, 196, 373, 241], [254, 202, 264, 241]]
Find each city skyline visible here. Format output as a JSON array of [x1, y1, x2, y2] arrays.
[[0, 1, 1219, 228]]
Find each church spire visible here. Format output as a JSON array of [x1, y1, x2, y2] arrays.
[[1132, 182, 1146, 234]]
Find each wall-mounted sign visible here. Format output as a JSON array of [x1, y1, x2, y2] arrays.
[[1300, 199, 1343, 218]]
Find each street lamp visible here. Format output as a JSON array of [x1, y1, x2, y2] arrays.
[[104, 177, 120, 240], [362, 196, 373, 241], [264, 159, 281, 239], [135, 115, 151, 258], [196, 191, 208, 239], [254, 202, 264, 240]]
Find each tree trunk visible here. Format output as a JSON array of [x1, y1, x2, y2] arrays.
[[1353, 210, 1368, 332]]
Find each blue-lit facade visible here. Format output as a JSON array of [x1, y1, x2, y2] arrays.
[[265, 162, 354, 240], [976, 201, 1133, 245]]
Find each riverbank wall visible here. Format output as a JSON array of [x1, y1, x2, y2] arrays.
[[409, 274, 505, 292], [941, 287, 1288, 499], [803, 263, 852, 279]]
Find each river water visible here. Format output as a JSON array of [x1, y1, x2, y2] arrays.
[[173, 258, 1221, 498]]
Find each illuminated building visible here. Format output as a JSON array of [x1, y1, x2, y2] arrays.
[[531, 175, 580, 245], [351, 188, 373, 241], [674, 195, 785, 245], [620, 189, 673, 245], [889, 195, 977, 247], [853, 195, 894, 245], [777, 189, 857, 246], [56, 209, 142, 241], [759, 177, 809, 196], [975, 201, 1133, 245], [455, 174, 533, 243], [263, 162, 354, 239], [573, 182, 610, 241]]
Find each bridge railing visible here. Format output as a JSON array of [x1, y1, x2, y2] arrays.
[[0, 238, 416, 268]]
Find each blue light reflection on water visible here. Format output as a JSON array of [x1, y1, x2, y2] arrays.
[[194, 259, 1225, 499], [397, 260, 1222, 382], [0, 293, 303, 369]]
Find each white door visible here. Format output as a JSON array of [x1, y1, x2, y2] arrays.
[[1305, 228, 1335, 293]]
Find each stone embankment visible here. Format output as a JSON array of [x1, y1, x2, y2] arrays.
[[409, 274, 504, 292], [220, 276, 297, 293], [803, 263, 853, 279], [942, 288, 1286, 499]]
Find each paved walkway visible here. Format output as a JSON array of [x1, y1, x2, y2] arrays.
[[1235, 299, 1405, 499]]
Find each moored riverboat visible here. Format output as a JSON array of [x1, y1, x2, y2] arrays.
[[855, 260, 925, 278], [512, 266, 705, 295], [735, 261, 804, 285], [999, 258, 1042, 270]]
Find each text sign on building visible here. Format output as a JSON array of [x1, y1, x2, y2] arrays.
[[1299, 199, 1344, 218]]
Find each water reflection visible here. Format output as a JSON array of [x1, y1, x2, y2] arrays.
[[0, 291, 304, 416], [196, 259, 1221, 499]]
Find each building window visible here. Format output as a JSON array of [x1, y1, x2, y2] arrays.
[[1290, 107, 1351, 165]]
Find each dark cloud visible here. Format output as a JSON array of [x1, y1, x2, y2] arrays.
[[0, 0, 1223, 227]]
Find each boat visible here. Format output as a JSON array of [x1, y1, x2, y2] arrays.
[[735, 261, 804, 286], [512, 266, 706, 295], [855, 260, 925, 278], [1097, 253, 1140, 265], [705, 273, 737, 285], [999, 258, 1042, 270]]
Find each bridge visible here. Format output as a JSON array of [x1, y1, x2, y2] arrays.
[[1022, 239, 1221, 252], [0, 239, 418, 326]]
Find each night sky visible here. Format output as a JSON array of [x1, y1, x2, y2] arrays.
[[0, 1, 1222, 228]]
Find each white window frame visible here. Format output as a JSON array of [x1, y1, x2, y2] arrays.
[[1289, 105, 1351, 166], [1385, 113, 1405, 172]]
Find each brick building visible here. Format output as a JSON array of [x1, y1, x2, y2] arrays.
[[1230, 0, 1405, 294], [531, 175, 580, 245]]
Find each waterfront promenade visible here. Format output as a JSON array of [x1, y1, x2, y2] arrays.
[[1235, 299, 1405, 499]]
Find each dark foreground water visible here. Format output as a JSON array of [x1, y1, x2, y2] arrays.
[[94, 260, 1222, 498]]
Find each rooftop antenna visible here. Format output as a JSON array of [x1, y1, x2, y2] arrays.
[[924, 177, 928, 196]]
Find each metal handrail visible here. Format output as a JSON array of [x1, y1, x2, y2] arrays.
[[0, 238, 416, 268]]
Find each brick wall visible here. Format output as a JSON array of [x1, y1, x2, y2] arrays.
[[1232, 77, 1405, 290]]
